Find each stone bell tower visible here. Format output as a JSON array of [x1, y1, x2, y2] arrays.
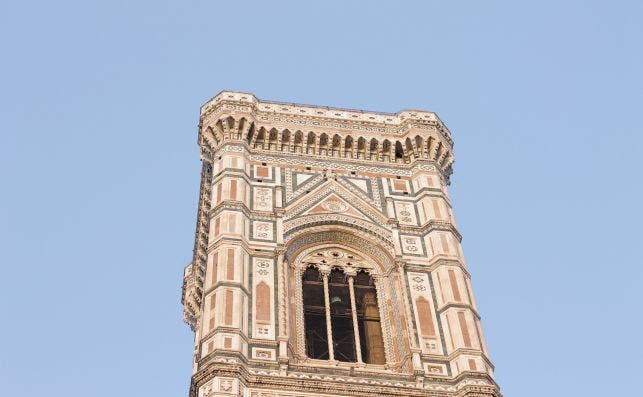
[[181, 91, 501, 397]]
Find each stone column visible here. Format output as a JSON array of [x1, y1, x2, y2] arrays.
[[320, 266, 335, 361], [346, 270, 364, 364]]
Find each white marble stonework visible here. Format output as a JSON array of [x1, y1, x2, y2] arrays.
[[253, 187, 273, 211], [253, 221, 273, 241], [181, 91, 500, 397]]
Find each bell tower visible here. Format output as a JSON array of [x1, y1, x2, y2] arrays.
[[181, 91, 501, 397]]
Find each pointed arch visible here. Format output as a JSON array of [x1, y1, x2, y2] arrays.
[[268, 128, 278, 148], [225, 116, 235, 138], [369, 138, 379, 160], [237, 117, 248, 140], [294, 130, 304, 152], [245, 121, 255, 143], [344, 135, 354, 157], [281, 129, 291, 151], [395, 141, 404, 160], [405, 137, 413, 153], [286, 230, 402, 368], [319, 133, 329, 148], [214, 120, 225, 143], [332, 134, 342, 156], [306, 132, 316, 154], [356, 137, 366, 158], [254, 127, 266, 148], [414, 135, 424, 158], [318, 133, 329, 155], [382, 139, 392, 161]]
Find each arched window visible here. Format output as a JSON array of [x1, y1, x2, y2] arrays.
[[301, 249, 386, 364], [354, 270, 386, 364], [302, 266, 329, 360], [328, 268, 355, 362]]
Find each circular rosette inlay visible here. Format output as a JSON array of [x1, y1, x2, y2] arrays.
[[321, 200, 348, 213]]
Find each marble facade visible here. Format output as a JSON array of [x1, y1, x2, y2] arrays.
[[181, 91, 501, 397]]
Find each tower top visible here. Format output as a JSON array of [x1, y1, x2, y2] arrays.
[[182, 91, 500, 397], [197, 90, 455, 182], [202, 90, 451, 137]]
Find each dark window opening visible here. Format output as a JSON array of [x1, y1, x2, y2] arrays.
[[355, 270, 386, 364], [329, 268, 356, 362], [302, 264, 386, 364], [302, 267, 328, 359], [305, 313, 329, 360], [395, 141, 404, 159]]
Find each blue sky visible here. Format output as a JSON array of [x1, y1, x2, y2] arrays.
[[1, 1, 641, 396]]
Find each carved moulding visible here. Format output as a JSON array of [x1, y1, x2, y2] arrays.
[[210, 141, 450, 185], [200, 91, 451, 140], [283, 224, 414, 371], [283, 179, 387, 222], [284, 227, 394, 268], [283, 215, 394, 249], [190, 359, 501, 397]]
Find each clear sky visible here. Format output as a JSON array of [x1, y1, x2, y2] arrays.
[[1, 1, 641, 396]]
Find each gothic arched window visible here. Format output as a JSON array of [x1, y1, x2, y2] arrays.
[[302, 266, 329, 360], [300, 249, 385, 364]]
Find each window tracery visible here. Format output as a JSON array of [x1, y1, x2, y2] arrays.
[[300, 248, 385, 364]]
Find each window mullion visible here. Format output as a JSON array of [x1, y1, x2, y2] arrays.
[[321, 268, 335, 361], [348, 274, 363, 364]]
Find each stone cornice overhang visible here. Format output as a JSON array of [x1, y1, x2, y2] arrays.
[[206, 236, 278, 259], [197, 92, 455, 185], [212, 141, 450, 181], [203, 281, 250, 298], [284, 217, 395, 249], [397, 220, 463, 241], [419, 350, 496, 374], [208, 200, 276, 221], [190, 358, 501, 397], [435, 304, 482, 323], [200, 90, 453, 144], [402, 257, 472, 281]]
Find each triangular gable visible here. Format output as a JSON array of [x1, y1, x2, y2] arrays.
[[303, 193, 368, 220], [284, 180, 387, 225]]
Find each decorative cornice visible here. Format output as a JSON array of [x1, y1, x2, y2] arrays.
[[197, 91, 455, 184], [201, 90, 452, 142], [212, 142, 451, 185], [190, 359, 501, 397]]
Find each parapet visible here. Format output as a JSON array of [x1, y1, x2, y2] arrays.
[[197, 91, 454, 181]]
